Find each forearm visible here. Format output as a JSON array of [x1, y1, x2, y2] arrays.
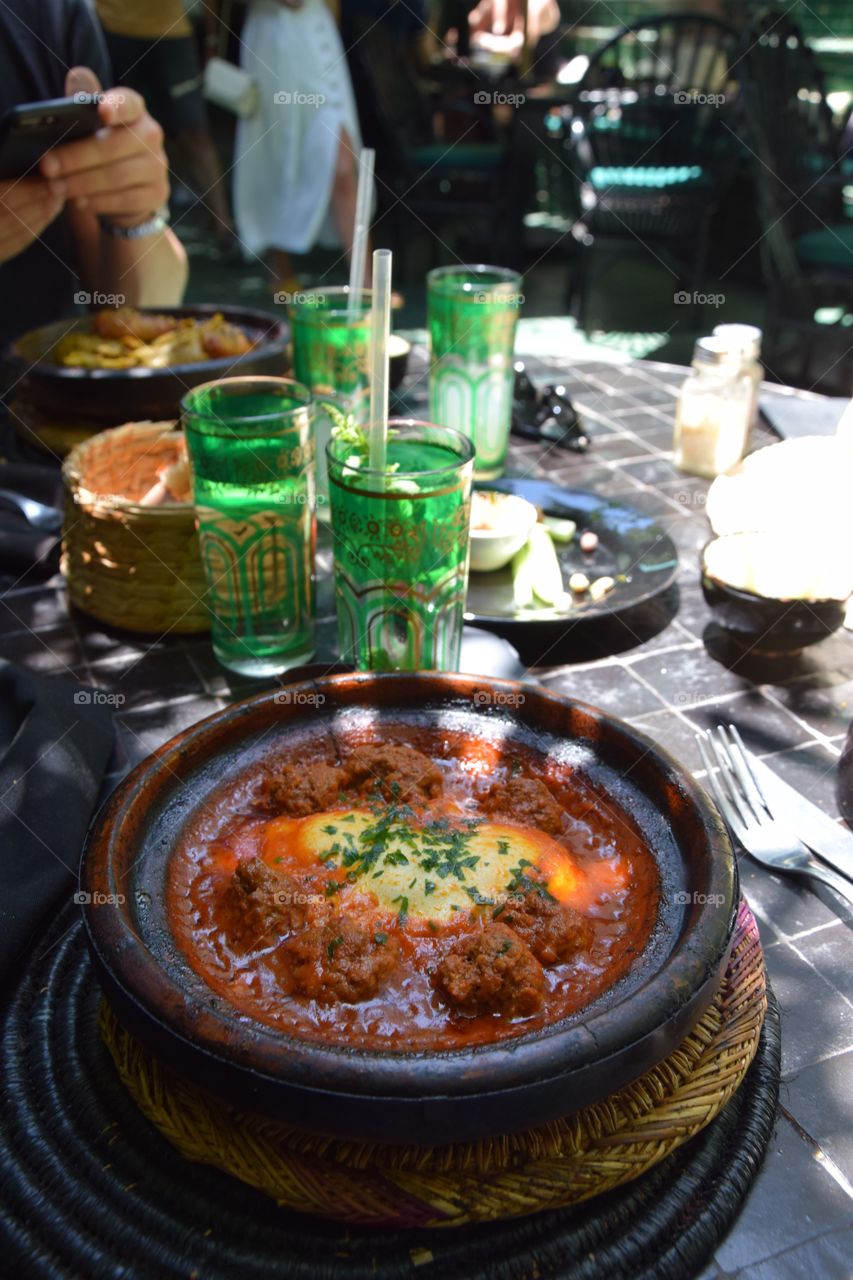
[[98, 227, 188, 306]]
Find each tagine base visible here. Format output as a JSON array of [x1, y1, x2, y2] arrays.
[[100, 901, 770, 1229], [0, 900, 780, 1278]]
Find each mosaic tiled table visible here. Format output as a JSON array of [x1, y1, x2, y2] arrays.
[[1, 354, 851, 1280]]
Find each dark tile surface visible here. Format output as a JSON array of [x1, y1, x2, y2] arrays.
[[713, 1114, 853, 1274], [1, 356, 851, 1276], [781, 1046, 853, 1175]]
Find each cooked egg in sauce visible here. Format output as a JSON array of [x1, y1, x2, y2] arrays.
[[167, 726, 660, 1050]]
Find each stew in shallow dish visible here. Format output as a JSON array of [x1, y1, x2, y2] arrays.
[[168, 723, 661, 1051]]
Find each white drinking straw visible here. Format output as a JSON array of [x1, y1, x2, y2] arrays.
[[347, 147, 375, 319], [368, 247, 392, 478]]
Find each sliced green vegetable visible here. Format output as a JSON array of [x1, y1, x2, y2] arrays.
[[542, 515, 577, 543], [529, 524, 565, 606], [511, 535, 537, 609]]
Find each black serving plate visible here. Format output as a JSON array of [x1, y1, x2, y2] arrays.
[[81, 673, 736, 1147], [465, 479, 679, 632], [5, 304, 287, 422]]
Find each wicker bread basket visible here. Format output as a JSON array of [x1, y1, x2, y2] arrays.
[[62, 421, 209, 634]]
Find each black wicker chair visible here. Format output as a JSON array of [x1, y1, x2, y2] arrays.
[[737, 8, 853, 384], [563, 13, 742, 329]]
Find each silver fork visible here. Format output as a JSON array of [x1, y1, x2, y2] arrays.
[[696, 725, 853, 908]]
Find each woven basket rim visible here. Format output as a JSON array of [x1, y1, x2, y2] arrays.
[[62, 419, 191, 515]]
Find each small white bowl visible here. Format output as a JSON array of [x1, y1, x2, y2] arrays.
[[469, 491, 538, 572]]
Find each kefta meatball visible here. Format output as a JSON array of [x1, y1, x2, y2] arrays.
[[346, 744, 443, 805], [483, 776, 565, 837], [221, 856, 324, 951], [433, 923, 546, 1017], [498, 886, 594, 966], [280, 917, 398, 1003], [258, 760, 346, 817]]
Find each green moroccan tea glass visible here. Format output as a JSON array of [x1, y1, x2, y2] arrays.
[[427, 265, 523, 479], [327, 420, 474, 671], [289, 287, 372, 518], [182, 376, 316, 677]]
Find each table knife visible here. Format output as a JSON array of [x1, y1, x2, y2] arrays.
[[748, 753, 853, 883]]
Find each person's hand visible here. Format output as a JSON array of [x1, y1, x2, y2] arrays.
[[40, 67, 169, 230], [0, 176, 65, 263]]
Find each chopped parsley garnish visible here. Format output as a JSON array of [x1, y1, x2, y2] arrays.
[[392, 895, 409, 923], [374, 932, 388, 946], [321, 824, 338, 835], [326, 936, 344, 958]]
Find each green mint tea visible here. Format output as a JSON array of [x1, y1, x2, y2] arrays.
[[328, 425, 474, 672], [183, 384, 316, 677]]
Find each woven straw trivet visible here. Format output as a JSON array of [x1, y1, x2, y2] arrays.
[[99, 900, 766, 1229]]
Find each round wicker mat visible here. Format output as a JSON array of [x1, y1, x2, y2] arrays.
[[99, 901, 767, 1228], [1, 903, 780, 1280]]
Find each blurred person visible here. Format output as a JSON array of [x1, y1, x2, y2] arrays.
[[230, 0, 366, 293], [0, 0, 187, 348], [95, 0, 237, 248], [468, 0, 560, 58]]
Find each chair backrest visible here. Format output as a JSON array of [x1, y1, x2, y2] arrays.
[[572, 13, 742, 190], [738, 8, 841, 233], [348, 22, 435, 170], [579, 12, 739, 96]]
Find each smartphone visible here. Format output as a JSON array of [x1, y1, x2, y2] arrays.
[[0, 95, 101, 180]]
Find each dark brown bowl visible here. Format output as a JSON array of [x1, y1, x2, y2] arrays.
[[5, 304, 287, 422], [80, 673, 737, 1147], [388, 334, 412, 390], [701, 536, 847, 656]]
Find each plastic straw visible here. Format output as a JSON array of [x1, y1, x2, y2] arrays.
[[368, 247, 392, 478], [347, 147, 375, 319]]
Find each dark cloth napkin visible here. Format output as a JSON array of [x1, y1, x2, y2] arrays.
[[0, 461, 63, 580], [760, 391, 850, 439], [0, 661, 114, 984]]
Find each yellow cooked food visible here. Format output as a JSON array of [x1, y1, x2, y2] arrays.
[[55, 307, 254, 370]]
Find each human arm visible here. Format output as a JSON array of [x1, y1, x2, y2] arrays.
[[42, 67, 187, 306]]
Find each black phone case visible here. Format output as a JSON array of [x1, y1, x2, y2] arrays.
[[0, 98, 100, 180]]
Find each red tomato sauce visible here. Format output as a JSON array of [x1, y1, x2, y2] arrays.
[[166, 725, 660, 1050]]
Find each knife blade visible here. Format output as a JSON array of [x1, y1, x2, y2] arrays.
[[748, 753, 853, 883]]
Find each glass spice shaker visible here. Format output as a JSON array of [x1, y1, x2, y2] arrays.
[[713, 323, 763, 430], [673, 336, 753, 478]]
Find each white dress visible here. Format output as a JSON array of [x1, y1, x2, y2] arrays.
[[234, 0, 362, 255]]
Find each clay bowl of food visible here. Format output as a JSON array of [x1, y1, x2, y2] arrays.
[[701, 531, 851, 656], [81, 673, 736, 1146], [6, 304, 287, 421]]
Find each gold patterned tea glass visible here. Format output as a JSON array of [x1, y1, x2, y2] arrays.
[[181, 376, 315, 677], [427, 265, 523, 479], [327, 420, 474, 671], [289, 287, 372, 519]]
